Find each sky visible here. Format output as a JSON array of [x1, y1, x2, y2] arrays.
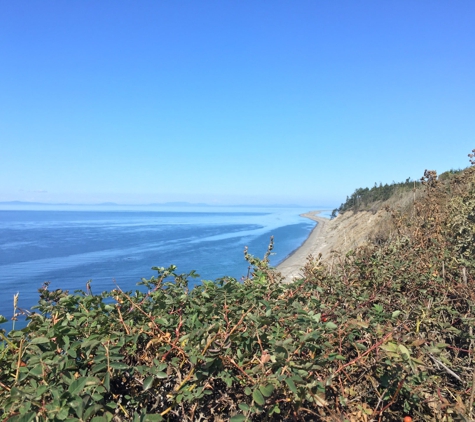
[[1, 1, 474, 207]]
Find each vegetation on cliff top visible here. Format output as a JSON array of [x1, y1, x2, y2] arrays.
[[2, 152, 475, 421], [332, 168, 462, 217]]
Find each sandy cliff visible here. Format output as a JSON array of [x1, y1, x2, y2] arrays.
[[277, 209, 387, 282]]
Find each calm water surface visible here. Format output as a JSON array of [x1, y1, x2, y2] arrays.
[[0, 207, 322, 322]]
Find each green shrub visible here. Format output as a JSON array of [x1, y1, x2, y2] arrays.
[[2, 155, 475, 421]]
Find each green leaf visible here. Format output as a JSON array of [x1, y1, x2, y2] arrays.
[[103, 371, 110, 391], [70, 397, 85, 418], [398, 344, 411, 358], [90, 362, 108, 374], [30, 336, 50, 344], [325, 321, 338, 330], [85, 377, 101, 386], [0, 315, 7, 324], [312, 313, 321, 322], [68, 377, 89, 395], [81, 339, 101, 351], [29, 365, 44, 378], [238, 403, 250, 411], [83, 404, 102, 420], [91, 417, 108, 422], [259, 384, 274, 398], [109, 362, 129, 370], [143, 376, 154, 391], [230, 415, 246, 422], [6, 413, 36, 422], [285, 378, 298, 395], [155, 371, 167, 379], [380, 342, 399, 353], [57, 407, 70, 420], [143, 415, 163, 421], [252, 388, 265, 406]]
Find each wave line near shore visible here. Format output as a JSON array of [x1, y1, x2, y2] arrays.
[[276, 211, 329, 283]]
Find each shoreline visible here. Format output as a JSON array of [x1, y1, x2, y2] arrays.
[[276, 211, 330, 282]]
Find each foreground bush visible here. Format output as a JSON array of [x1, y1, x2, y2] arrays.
[[2, 156, 475, 421]]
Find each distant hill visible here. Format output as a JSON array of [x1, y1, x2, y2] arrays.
[[0, 201, 323, 209]]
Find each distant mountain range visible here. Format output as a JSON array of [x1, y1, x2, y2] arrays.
[[0, 200, 318, 208], [0, 200, 206, 207]]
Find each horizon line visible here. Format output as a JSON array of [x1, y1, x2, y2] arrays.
[[0, 200, 335, 209]]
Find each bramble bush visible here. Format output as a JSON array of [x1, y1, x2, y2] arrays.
[[2, 152, 475, 421]]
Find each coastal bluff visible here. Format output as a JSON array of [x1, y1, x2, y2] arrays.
[[277, 209, 385, 282]]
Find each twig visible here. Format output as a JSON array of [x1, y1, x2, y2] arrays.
[[429, 354, 462, 382], [14, 339, 24, 383], [469, 370, 475, 420], [371, 385, 387, 420], [117, 401, 129, 418], [173, 331, 221, 394], [0, 331, 15, 348], [116, 305, 130, 335], [334, 331, 393, 375], [377, 379, 405, 415], [222, 356, 255, 382], [0, 381, 11, 391], [227, 306, 255, 338], [117, 289, 187, 358], [299, 407, 319, 416]]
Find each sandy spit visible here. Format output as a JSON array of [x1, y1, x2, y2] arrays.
[[275, 208, 384, 283], [276, 211, 329, 283]]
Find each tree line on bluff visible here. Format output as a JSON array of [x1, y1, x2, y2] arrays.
[[331, 168, 462, 218]]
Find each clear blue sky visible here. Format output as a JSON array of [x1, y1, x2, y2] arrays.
[[1, 1, 474, 206]]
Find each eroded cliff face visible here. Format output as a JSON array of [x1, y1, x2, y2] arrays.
[[318, 189, 418, 263], [316, 209, 389, 262], [277, 209, 393, 282]]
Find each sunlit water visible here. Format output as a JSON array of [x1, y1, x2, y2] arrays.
[[0, 207, 327, 323]]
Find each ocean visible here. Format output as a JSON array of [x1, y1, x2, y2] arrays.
[[0, 207, 326, 324]]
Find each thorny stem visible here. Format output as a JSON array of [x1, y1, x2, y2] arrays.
[[14, 339, 24, 383], [334, 331, 393, 375]]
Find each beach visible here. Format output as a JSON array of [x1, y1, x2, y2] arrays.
[[276, 208, 383, 282], [276, 211, 329, 282]]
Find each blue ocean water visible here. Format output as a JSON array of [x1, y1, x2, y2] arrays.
[[0, 207, 323, 322]]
